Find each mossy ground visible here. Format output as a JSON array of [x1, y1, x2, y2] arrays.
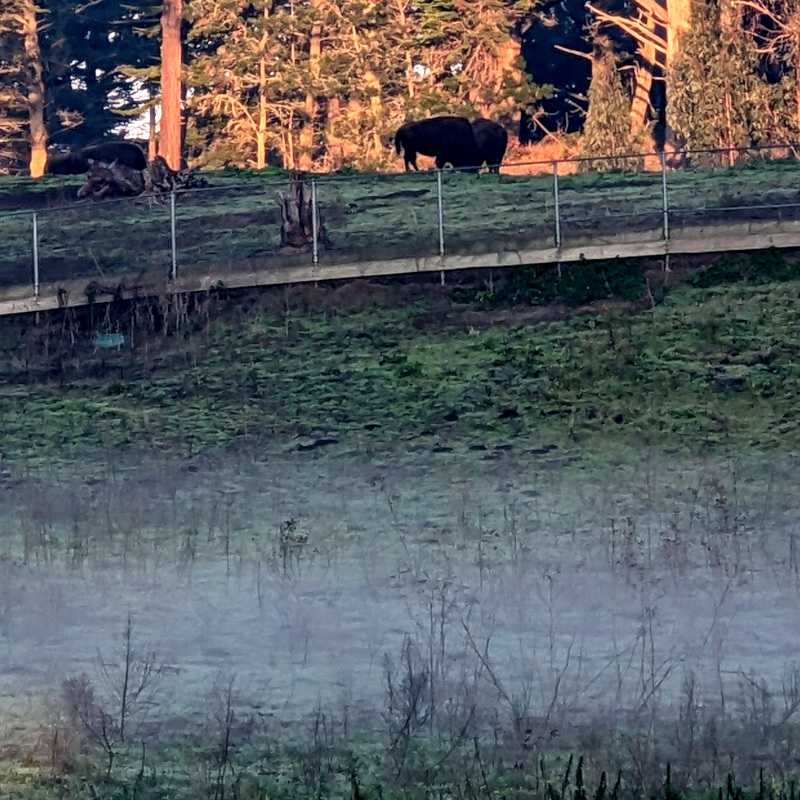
[[2, 255, 800, 799], [2, 264, 800, 465]]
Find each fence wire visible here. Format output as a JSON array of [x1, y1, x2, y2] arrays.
[[2, 144, 800, 305]]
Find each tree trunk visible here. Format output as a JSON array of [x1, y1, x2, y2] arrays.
[[299, 7, 321, 171], [665, 0, 692, 68], [159, 0, 183, 171], [257, 56, 268, 170], [394, 0, 415, 99], [664, 0, 692, 141], [22, 1, 47, 178], [364, 71, 383, 157], [495, 38, 523, 117], [587, 0, 691, 146], [325, 96, 344, 169], [275, 171, 325, 250], [796, 46, 800, 136], [629, 59, 654, 136]]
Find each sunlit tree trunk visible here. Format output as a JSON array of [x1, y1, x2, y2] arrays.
[[629, 50, 655, 136], [588, 0, 692, 143], [393, 0, 415, 99], [257, 56, 268, 169], [665, 0, 692, 66], [22, 1, 47, 178], [159, 0, 183, 170]]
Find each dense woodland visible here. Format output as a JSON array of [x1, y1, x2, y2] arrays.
[[1, 0, 800, 176]]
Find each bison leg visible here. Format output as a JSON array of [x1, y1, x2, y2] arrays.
[[404, 151, 419, 171]]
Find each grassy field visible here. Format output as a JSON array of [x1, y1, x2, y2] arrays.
[[1, 154, 800, 293], [2, 250, 800, 798], [2, 263, 800, 463]]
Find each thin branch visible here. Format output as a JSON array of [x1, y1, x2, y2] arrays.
[[588, 4, 669, 56], [554, 44, 594, 60]]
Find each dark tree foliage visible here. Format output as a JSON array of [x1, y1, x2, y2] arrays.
[[40, 0, 159, 150]]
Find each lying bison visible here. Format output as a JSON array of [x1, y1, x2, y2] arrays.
[[394, 116, 482, 173], [47, 141, 147, 175], [471, 118, 508, 174]]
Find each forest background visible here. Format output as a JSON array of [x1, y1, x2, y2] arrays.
[[2, 0, 800, 178]]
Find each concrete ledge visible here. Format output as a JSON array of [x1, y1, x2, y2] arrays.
[[3, 217, 800, 317]]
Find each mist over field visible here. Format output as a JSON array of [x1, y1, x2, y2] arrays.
[[2, 447, 798, 754], [3, 271, 800, 797]]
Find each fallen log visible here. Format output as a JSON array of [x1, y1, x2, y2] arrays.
[[77, 155, 208, 200], [77, 160, 144, 199], [143, 156, 208, 196]]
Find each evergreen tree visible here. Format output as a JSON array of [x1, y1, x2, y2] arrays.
[[0, 2, 31, 172], [587, 0, 694, 145], [187, 0, 312, 168], [177, 0, 548, 169], [738, 0, 800, 139], [668, 0, 766, 160], [410, 0, 543, 121], [40, 0, 159, 150], [578, 35, 639, 169]]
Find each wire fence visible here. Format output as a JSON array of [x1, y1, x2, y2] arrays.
[[2, 143, 800, 303]]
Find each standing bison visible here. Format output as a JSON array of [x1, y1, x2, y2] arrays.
[[471, 118, 508, 174], [394, 116, 482, 173], [46, 141, 147, 175]]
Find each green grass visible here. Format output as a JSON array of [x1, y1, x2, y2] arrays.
[[2, 155, 800, 292], [3, 258, 800, 798], [1, 721, 798, 800], [3, 272, 800, 464]]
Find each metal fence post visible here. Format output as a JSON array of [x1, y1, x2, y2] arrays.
[[170, 190, 177, 281], [436, 169, 445, 257], [311, 178, 319, 267], [661, 151, 669, 240], [31, 211, 40, 299], [436, 169, 445, 284], [553, 161, 561, 249]]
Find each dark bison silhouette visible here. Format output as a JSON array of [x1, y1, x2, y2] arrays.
[[394, 116, 482, 173], [471, 118, 508, 174], [47, 141, 147, 175]]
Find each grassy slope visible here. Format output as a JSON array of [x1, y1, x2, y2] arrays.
[[3, 157, 800, 289], [2, 276, 800, 465], [2, 274, 800, 795]]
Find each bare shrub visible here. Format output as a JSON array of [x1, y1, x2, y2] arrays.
[[96, 613, 166, 743], [383, 634, 433, 776]]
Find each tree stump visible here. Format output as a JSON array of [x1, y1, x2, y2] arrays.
[[276, 171, 326, 251]]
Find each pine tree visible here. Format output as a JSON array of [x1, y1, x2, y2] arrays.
[[578, 35, 639, 170], [411, 0, 543, 122], [187, 0, 311, 168], [40, 0, 159, 150], [668, 0, 766, 160], [186, 0, 546, 169], [0, 2, 31, 172]]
